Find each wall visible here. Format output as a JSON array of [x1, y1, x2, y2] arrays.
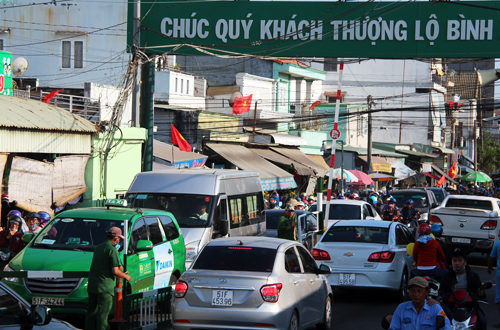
[[0, 0, 129, 89], [78, 127, 146, 207], [155, 70, 206, 110], [84, 82, 132, 125], [288, 129, 326, 155]]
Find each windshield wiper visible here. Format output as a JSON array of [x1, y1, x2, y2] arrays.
[[32, 244, 54, 249]]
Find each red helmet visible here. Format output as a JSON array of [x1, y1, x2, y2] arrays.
[[418, 223, 431, 235]]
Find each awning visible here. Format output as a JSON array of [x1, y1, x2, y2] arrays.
[[430, 164, 458, 184], [389, 160, 417, 180], [249, 148, 316, 176], [433, 146, 455, 154], [154, 139, 207, 168], [424, 172, 441, 180], [269, 133, 307, 146], [307, 154, 330, 172], [270, 147, 327, 177], [357, 156, 392, 173], [206, 143, 297, 190], [396, 149, 439, 158]]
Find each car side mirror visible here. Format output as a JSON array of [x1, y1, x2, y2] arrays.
[[318, 264, 331, 274], [31, 305, 52, 325], [135, 240, 153, 252], [482, 281, 493, 289], [22, 234, 34, 244], [431, 203, 439, 209], [218, 217, 229, 236]]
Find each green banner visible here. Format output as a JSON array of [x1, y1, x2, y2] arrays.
[[0, 51, 12, 96], [129, 1, 500, 58]]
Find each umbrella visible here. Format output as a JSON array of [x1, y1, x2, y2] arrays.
[[326, 168, 359, 183], [349, 169, 374, 185], [460, 171, 492, 183], [369, 173, 397, 182]]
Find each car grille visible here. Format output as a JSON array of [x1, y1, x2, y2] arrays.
[[24, 278, 83, 295]]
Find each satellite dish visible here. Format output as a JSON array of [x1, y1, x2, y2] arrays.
[[229, 91, 242, 107], [12, 57, 29, 77]]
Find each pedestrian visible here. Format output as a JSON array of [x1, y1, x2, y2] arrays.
[[488, 233, 500, 328], [86, 227, 131, 330], [277, 203, 297, 241], [389, 277, 450, 330]]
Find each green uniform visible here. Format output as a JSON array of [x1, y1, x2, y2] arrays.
[[86, 239, 121, 330], [277, 212, 298, 241]]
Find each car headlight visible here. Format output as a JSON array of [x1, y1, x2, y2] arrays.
[[185, 241, 200, 262], [3, 265, 19, 283]]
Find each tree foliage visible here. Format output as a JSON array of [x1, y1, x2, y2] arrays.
[[478, 131, 500, 174]]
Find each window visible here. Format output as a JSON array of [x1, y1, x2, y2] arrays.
[[229, 197, 243, 229], [402, 226, 415, 243], [308, 203, 361, 220], [284, 247, 301, 273], [213, 199, 228, 237], [175, 78, 178, 92], [144, 217, 163, 245], [297, 246, 318, 274], [247, 195, 258, 219], [324, 57, 338, 72], [322, 226, 389, 244], [0, 286, 24, 325], [445, 198, 493, 210], [0, 39, 3, 51], [186, 80, 190, 94], [181, 79, 184, 93], [395, 226, 409, 246], [193, 246, 277, 272], [159, 216, 180, 241], [130, 219, 148, 252], [62, 41, 71, 68], [362, 205, 371, 219], [74, 41, 83, 68]]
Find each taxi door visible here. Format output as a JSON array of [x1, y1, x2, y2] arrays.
[[126, 218, 155, 293]]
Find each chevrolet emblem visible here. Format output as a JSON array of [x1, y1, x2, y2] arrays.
[[344, 252, 354, 257]]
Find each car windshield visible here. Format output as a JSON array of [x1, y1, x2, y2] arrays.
[[193, 245, 277, 272], [266, 211, 283, 230], [126, 193, 213, 228], [391, 192, 428, 209], [430, 189, 445, 203], [308, 204, 361, 220], [445, 198, 493, 210], [32, 218, 124, 252], [322, 226, 389, 244]]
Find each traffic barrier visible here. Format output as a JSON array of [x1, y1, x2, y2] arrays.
[[0, 270, 89, 279], [110, 266, 126, 323], [120, 286, 172, 330]]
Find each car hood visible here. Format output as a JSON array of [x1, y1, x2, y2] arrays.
[[180, 227, 207, 245], [41, 318, 80, 330], [9, 246, 93, 272]]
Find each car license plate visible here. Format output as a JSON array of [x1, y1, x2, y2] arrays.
[[32, 297, 65, 306], [451, 237, 471, 244], [211, 290, 233, 306], [339, 273, 355, 285]]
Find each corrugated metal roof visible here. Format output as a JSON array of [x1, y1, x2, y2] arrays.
[[396, 149, 439, 158], [0, 95, 97, 133], [271, 147, 327, 177], [250, 148, 316, 176]]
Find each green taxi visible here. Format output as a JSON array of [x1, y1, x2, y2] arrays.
[[2, 199, 186, 315]]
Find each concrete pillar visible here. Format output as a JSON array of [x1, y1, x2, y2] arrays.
[[305, 80, 314, 108]]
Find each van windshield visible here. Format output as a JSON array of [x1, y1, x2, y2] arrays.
[[126, 193, 213, 228], [32, 218, 124, 251]]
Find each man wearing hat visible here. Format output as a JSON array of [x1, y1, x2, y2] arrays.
[[389, 277, 450, 330], [277, 203, 297, 241], [86, 227, 131, 330]]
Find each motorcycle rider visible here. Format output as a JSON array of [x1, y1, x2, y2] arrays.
[[438, 248, 487, 330], [400, 199, 420, 227], [37, 211, 51, 227], [382, 205, 399, 221], [430, 225, 452, 267], [411, 224, 448, 279]]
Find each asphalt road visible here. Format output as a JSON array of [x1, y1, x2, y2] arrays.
[[59, 252, 499, 330]]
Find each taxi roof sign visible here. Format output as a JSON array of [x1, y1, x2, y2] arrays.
[[105, 199, 128, 208]]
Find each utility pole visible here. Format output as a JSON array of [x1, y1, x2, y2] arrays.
[[131, 0, 141, 127], [367, 95, 373, 174]]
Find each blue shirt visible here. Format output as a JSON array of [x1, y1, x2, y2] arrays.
[[389, 301, 451, 330], [490, 240, 500, 276]]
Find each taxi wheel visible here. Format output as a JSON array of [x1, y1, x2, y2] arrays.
[[289, 310, 299, 330]]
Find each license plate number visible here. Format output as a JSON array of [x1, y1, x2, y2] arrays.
[[451, 237, 471, 244], [211, 290, 233, 306], [32, 297, 65, 306], [339, 273, 355, 285]]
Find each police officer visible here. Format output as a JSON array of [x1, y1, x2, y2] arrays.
[[86, 227, 131, 330]]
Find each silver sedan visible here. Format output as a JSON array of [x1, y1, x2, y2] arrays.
[[173, 237, 333, 330]]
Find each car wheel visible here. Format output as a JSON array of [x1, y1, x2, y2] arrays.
[[396, 270, 408, 302], [289, 310, 299, 330], [316, 295, 332, 330]]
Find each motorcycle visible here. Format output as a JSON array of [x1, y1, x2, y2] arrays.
[[446, 282, 492, 330]]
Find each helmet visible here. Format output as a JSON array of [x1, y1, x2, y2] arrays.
[[352, 193, 359, 199], [406, 199, 414, 205], [296, 197, 301, 202], [308, 196, 315, 201], [338, 196, 345, 200], [389, 197, 396, 203], [369, 196, 378, 205], [28, 212, 41, 220], [38, 211, 51, 224], [430, 224, 443, 237], [7, 210, 22, 220], [418, 223, 431, 235], [9, 215, 22, 225], [387, 205, 394, 210]]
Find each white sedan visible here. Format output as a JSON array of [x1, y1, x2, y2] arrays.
[[312, 220, 414, 301], [308, 200, 382, 228]]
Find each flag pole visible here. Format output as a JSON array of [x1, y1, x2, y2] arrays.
[[252, 101, 258, 143], [172, 144, 175, 167]]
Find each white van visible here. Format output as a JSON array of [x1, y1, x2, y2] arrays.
[[125, 169, 266, 268]]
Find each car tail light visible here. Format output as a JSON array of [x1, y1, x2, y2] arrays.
[[174, 280, 188, 298], [429, 215, 443, 226], [368, 251, 395, 263], [311, 248, 331, 261], [174, 320, 190, 323], [260, 283, 282, 303], [481, 220, 497, 230]]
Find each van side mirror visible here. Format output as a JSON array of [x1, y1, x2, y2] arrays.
[[22, 234, 34, 244], [218, 217, 229, 236], [431, 202, 439, 209], [31, 305, 52, 325], [136, 240, 153, 251]]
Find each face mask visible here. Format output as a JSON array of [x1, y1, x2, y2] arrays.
[[29, 223, 39, 231], [114, 244, 120, 250], [453, 265, 466, 273]]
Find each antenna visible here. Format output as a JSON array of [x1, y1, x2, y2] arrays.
[[12, 57, 29, 77]]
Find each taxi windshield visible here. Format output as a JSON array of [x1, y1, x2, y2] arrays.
[[32, 218, 125, 251], [126, 193, 213, 228]]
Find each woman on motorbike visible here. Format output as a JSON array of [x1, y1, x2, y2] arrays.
[[411, 223, 448, 279]]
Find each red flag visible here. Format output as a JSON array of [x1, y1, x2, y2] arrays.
[[171, 123, 192, 152], [437, 174, 446, 187], [42, 89, 63, 104], [232, 94, 252, 114], [448, 161, 458, 179], [310, 100, 324, 111]]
